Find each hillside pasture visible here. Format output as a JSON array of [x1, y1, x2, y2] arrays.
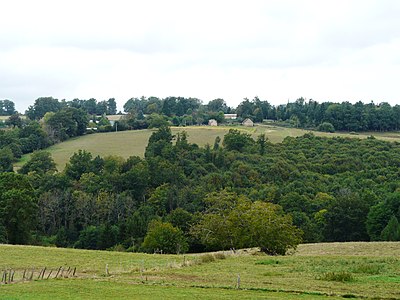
[[0, 242, 399, 299], [16, 125, 400, 171]]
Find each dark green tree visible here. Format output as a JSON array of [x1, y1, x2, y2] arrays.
[[5, 114, 23, 128], [0, 99, 16, 115], [64, 150, 94, 180], [75, 226, 99, 249], [0, 173, 37, 244], [107, 98, 117, 115], [207, 98, 228, 113], [145, 126, 174, 158], [18, 151, 57, 175], [380, 216, 400, 241], [366, 202, 392, 240], [0, 148, 14, 172], [96, 101, 108, 115], [325, 191, 369, 242], [256, 134, 267, 155], [166, 208, 194, 233], [45, 107, 88, 141], [222, 129, 254, 152], [82, 98, 97, 114], [26, 97, 62, 120]]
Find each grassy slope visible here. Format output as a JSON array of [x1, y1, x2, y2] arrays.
[[0, 242, 399, 299], [16, 125, 400, 171]]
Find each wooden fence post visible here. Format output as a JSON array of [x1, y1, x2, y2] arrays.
[[37, 269, 43, 280], [65, 267, 70, 278], [3, 270, 7, 284], [47, 270, 53, 279], [55, 266, 62, 279], [41, 267, 46, 279]]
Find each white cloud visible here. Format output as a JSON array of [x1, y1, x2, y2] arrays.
[[1, 0, 400, 112]]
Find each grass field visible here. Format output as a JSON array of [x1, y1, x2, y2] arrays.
[[0, 242, 399, 299], [15, 125, 400, 171], [0, 115, 26, 121]]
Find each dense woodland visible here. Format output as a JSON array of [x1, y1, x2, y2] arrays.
[[1, 126, 400, 253], [1, 96, 400, 254]]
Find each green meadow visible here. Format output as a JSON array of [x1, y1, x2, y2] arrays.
[[0, 242, 399, 299], [16, 125, 400, 171]]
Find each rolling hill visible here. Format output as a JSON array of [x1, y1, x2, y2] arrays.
[[16, 124, 400, 171]]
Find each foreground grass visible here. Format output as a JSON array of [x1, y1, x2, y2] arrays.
[[16, 125, 400, 171], [1, 242, 399, 299], [0, 278, 326, 300]]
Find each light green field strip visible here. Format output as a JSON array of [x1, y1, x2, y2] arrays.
[[15, 125, 400, 171]]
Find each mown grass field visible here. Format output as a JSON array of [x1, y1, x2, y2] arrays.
[[16, 125, 400, 171], [0, 242, 399, 299]]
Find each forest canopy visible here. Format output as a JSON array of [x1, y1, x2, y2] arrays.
[[1, 126, 400, 253]]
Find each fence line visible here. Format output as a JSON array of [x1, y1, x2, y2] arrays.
[[0, 266, 77, 285]]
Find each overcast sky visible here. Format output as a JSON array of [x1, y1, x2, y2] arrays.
[[1, 0, 400, 113]]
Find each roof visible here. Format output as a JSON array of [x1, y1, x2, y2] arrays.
[[106, 115, 125, 121]]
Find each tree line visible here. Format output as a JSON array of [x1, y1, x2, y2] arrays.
[[3, 96, 400, 132], [25, 97, 117, 120], [1, 127, 400, 254], [121, 96, 400, 132]]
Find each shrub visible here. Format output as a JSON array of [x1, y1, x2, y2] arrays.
[[317, 122, 335, 133], [141, 220, 188, 254], [214, 252, 226, 260], [107, 244, 126, 252], [199, 254, 215, 263]]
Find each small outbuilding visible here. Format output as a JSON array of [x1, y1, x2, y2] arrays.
[[224, 114, 237, 120], [242, 118, 254, 127], [208, 119, 218, 126]]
